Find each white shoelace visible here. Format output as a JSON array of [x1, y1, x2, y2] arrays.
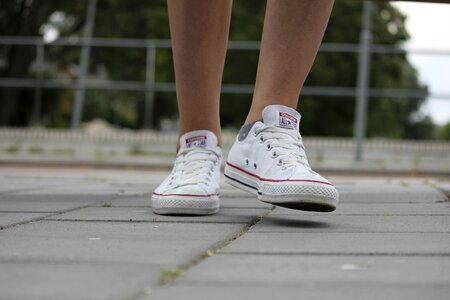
[[169, 147, 220, 188], [255, 126, 311, 170]]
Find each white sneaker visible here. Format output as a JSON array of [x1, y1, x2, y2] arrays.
[[224, 105, 339, 212], [151, 130, 221, 215]]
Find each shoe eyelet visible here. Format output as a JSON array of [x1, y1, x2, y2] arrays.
[[272, 151, 277, 158], [253, 127, 260, 136], [253, 163, 257, 169], [277, 159, 283, 166], [266, 144, 271, 150], [245, 159, 249, 165], [259, 136, 264, 143]]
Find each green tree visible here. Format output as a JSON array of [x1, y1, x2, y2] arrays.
[[0, 0, 86, 125], [437, 121, 450, 141]]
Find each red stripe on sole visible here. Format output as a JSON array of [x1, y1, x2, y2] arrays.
[[226, 161, 333, 186]]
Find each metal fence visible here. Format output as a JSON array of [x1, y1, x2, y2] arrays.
[[1, 0, 449, 161]]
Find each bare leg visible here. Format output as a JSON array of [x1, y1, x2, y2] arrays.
[[245, 0, 334, 124], [167, 0, 232, 148]]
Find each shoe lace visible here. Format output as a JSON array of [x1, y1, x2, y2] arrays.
[[170, 147, 220, 188], [255, 126, 311, 170]]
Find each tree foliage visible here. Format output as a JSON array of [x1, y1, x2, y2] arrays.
[[0, 0, 436, 139]]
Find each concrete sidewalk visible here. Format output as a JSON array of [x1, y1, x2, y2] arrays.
[[0, 166, 449, 300]]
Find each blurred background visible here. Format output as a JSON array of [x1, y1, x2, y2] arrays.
[[0, 0, 449, 173]]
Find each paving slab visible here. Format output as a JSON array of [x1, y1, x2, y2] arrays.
[[174, 254, 450, 285], [0, 221, 245, 266], [0, 194, 116, 212], [0, 212, 47, 229], [147, 284, 450, 300], [1, 167, 449, 300], [46, 206, 271, 224], [107, 196, 150, 207], [335, 184, 447, 203], [0, 177, 68, 194], [220, 232, 450, 255], [433, 181, 450, 198], [248, 214, 450, 233], [273, 202, 450, 216], [0, 261, 160, 300]]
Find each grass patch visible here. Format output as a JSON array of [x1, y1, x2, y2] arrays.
[[159, 269, 182, 284], [100, 202, 112, 208], [201, 250, 214, 259]]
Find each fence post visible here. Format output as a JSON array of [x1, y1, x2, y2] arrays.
[[32, 42, 44, 125], [144, 42, 156, 129], [71, 0, 97, 129], [354, 0, 372, 161]]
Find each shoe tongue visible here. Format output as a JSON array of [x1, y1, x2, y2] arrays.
[[262, 105, 301, 131], [179, 130, 218, 149]]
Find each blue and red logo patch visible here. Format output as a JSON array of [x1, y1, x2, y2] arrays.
[[185, 135, 207, 148], [278, 112, 298, 129]]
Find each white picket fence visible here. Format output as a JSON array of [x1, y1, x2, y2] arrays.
[[1, 128, 449, 173]]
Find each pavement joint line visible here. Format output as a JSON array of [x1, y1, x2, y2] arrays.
[[42, 218, 450, 232], [131, 206, 276, 300], [217, 252, 450, 257], [425, 182, 450, 200], [0, 192, 144, 230], [331, 201, 447, 204], [0, 258, 161, 266], [44, 219, 255, 225], [271, 214, 450, 216], [0, 187, 48, 196], [0, 182, 94, 196], [0, 211, 56, 213], [169, 280, 450, 288], [248, 231, 450, 234], [0, 204, 93, 231]]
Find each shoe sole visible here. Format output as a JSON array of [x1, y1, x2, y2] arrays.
[[151, 194, 219, 216], [224, 164, 338, 212]]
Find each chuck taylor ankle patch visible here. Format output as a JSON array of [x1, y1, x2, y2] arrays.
[[185, 135, 207, 148], [278, 112, 298, 129]]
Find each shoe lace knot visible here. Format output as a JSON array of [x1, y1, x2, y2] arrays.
[[169, 147, 220, 188]]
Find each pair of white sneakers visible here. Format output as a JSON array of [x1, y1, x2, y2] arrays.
[[151, 105, 339, 215]]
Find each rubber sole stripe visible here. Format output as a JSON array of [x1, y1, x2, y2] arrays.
[[224, 173, 262, 195]]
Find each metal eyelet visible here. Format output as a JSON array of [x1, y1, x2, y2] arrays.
[[253, 127, 260, 136], [245, 159, 249, 165], [259, 136, 264, 143], [266, 144, 271, 150], [253, 163, 257, 169], [277, 159, 283, 166], [272, 151, 277, 158]]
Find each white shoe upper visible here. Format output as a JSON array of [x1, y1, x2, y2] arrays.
[[153, 130, 222, 198], [226, 105, 333, 185]]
